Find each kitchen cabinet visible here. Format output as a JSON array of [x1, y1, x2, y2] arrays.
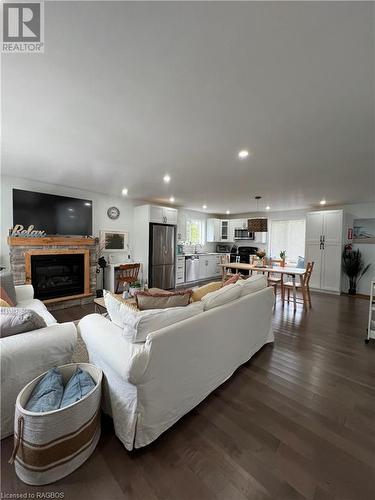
[[198, 254, 222, 280], [177, 214, 187, 242], [176, 255, 185, 285], [206, 218, 221, 242], [305, 210, 350, 293], [149, 205, 178, 225], [220, 220, 234, 242], [253, 232, 267, 244]]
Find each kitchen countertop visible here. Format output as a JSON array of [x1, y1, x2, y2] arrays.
[[177, 252, 226, 257]]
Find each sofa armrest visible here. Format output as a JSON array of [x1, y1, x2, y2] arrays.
[[15, 284, 34, 303], [78, 314, 149, 383]]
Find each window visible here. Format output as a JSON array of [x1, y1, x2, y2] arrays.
[[269, 219, 306, 263], [186, 218, 205, 245]]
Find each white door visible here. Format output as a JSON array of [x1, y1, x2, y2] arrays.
[[164, 207, 178, 225], [149, 206, 164, 223], [323, 211, 342, 245], [321, 243, 341, 292], [305, 243, 322, 289], [306, 212, 324, 244]]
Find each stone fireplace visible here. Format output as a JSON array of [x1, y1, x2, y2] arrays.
[[8, 236, 97, 310]]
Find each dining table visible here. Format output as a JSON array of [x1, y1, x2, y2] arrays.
[[220, 262, 307, 310]]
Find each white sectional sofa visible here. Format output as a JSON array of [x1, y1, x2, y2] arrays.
[[78, 278, 274, 450], [0, 285, 77, 438]]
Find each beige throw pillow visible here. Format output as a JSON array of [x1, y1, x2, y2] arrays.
[[135, 290, 192, 311], [191, 282, 222, 302]]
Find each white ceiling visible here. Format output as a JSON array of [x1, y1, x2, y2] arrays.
[[2, 1, 374, 214]]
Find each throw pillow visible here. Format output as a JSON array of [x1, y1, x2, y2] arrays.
[[201, 283, 241, 311], [25, 368, 64, 413], [191, 282, 222, 302], [223, 273, 242, 287], [122, 301, 204, 343], [135, 289, 192, 311], [236, 274, 267, 296], [103, 290, 136, 327], [0, 307, 47, 338], [296, 256, 305, 269], [0, 271, 17, 307], [0, 298, 10, 307], [60, 368, 96, 408]]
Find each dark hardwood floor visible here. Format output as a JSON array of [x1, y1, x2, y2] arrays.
[[2, 293, 375, 500]]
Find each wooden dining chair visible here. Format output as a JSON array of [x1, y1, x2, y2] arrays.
[[267, 259, 283, 300], [220, 254, 232, 282], [115, 263, 141, 293], [283, 261, 314, 308]]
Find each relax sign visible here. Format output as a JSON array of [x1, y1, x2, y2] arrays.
[[11, 224, 46, 237]]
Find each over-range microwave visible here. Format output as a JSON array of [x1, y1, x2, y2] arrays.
[[234, 228, 254, 240]]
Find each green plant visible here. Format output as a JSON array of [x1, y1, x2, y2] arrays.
[[279, 250, 286, 260], [342, 247, 371, 295]]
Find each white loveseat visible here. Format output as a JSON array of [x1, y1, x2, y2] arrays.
[[1, 285, 77, 438], [78, 281, 274, 450]]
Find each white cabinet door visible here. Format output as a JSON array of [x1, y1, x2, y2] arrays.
[[164, 207, 178, 225], [177, 214, 187, 242], [323, 211, 342, 245], [206, 255, 217, 277], [306, 212, 324, 244], [207, 219, 221, 242], [149, 206, 164, 223], [228, 220, 236, 242], [254, 232, 267, 244], [220, 220, 229, 241], [214, 220, 221, 241], [305, 243, 322, 290], [199, 257, 208, 279], [321, 243, 341, 292]]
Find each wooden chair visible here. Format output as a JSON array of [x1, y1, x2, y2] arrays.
[[283, 261, 314, 309], [267, 259, 283, 300], [115, 263, 140, 293], [220, 255, 232, 282]]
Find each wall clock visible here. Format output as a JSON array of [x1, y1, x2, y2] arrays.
[[107, 206, 120, 220]]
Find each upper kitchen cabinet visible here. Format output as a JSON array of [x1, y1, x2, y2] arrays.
[[220, 220, 235, 242], [206, 218, 221, 242], [253, 232, 267, 244], [149, 205, 178, 225], [177, 213, 187, 242]]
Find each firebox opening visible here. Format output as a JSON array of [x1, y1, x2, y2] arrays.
[[30, 253, 85, 300]]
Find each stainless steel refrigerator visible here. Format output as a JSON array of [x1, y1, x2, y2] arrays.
[[149, 223, 176, 289]]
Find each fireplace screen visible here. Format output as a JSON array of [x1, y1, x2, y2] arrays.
[[31, 254, 85, 300]]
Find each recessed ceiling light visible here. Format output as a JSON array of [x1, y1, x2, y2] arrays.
[[163, 174, 171, 184], [320, 199, 326, 205], [265, 206, 270, 210], [122, 187, 128, 196], [226, 210, 230, 215], [238, 150, 249, 159], [202, 204, 207, 209], [169, 196, 175, 203]]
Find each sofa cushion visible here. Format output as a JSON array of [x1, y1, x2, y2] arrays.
[[0, 307, 47, 338], [135, 289, 192, 310], [122, 301, 204, 343], [236, 274, 267, 296], [16, 299, 57, 326], [60, 368, 96, 408], [191, 281, 222, 302], [223, 273, 242, 287], [25, 368, 64, 413], [0, 271, 17, 307], [201, 283, 241, 311], [0, 298, 11, 307]]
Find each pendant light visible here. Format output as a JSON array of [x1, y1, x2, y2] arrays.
[[248, 196, 268, 232]]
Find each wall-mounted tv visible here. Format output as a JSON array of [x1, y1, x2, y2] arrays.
[[13, 189, 93, 236]]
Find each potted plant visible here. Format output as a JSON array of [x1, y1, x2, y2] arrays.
[[342, 245, 371, 295], [129, 281, 142, 297], [256, 250, 266, 266], [279, 250, 286, 267]]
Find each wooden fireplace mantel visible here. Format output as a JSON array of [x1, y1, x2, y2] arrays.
[[7, 236, 96, 247]]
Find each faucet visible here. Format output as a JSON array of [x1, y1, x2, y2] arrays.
[[194, 244, 203, 254]]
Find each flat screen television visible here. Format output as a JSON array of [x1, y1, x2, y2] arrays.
[[13, 189, 93, 236]]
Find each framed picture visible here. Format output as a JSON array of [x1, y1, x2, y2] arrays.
[[100, 230, 128, 251]]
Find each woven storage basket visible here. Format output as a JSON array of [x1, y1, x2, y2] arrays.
[[10, 363, 102, 485]]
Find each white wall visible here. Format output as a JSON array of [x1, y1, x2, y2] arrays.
[[0, 175, 135, 270]]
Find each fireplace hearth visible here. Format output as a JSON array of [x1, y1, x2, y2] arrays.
[[31, 253, 85, 300]]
